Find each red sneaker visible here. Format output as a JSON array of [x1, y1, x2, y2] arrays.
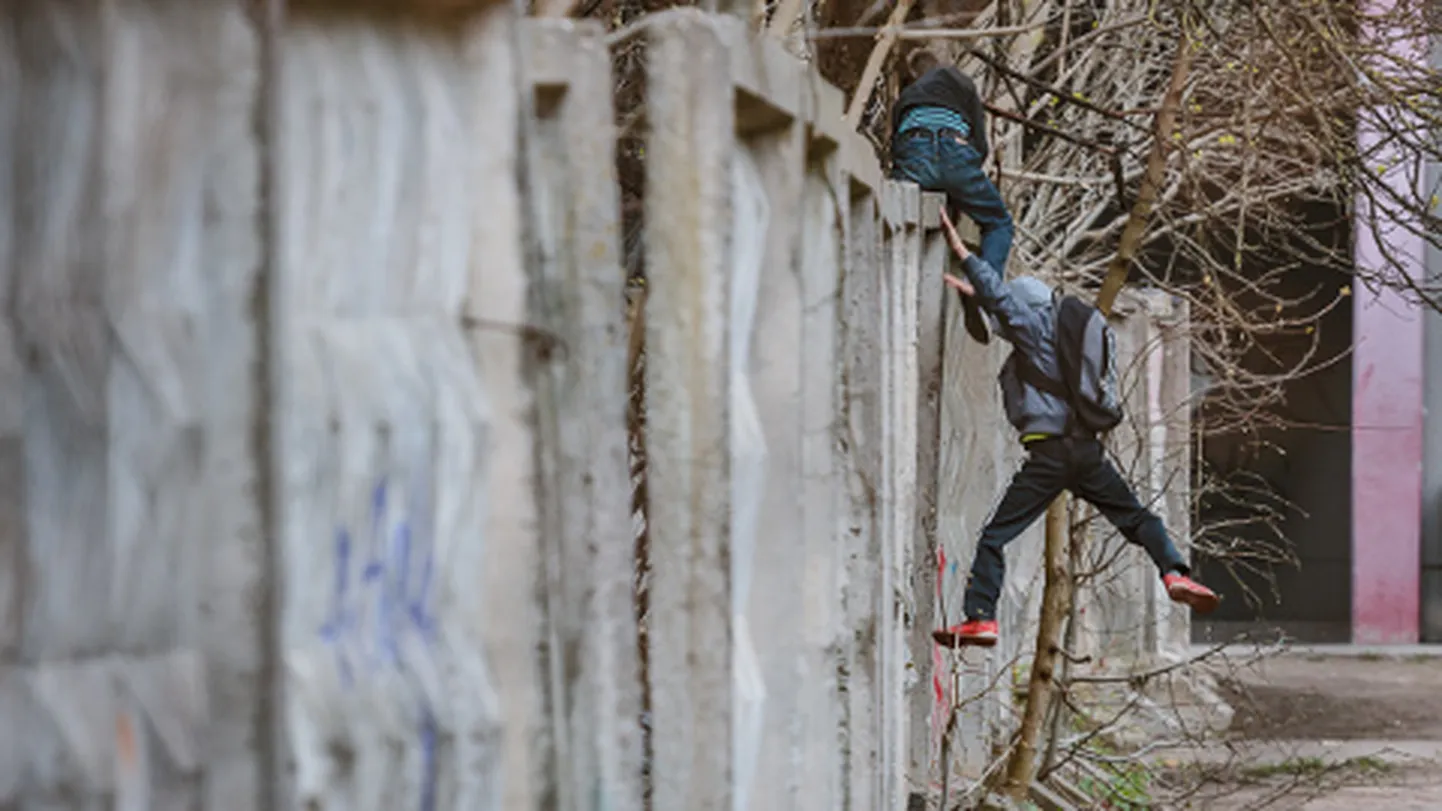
[[932, 619, 999, 648], [1164, 573, 1220, 614]]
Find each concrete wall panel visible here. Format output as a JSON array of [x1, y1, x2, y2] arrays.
[[2, 2, 266, 806]]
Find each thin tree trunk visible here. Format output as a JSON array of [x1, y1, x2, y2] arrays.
[[1039, 507, 1084, 780], [1001, 497, 1070, 800], [1000, 16, 1194, 802], [843, 0, 918, 129], [1095, 19, 1194, 316]]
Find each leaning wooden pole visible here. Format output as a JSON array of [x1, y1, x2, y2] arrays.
[[843, 0, 918, 129], [1000, 497, 1070, 799], [1094, 19, 1194, 316], [1000, 16, 1194, 802]]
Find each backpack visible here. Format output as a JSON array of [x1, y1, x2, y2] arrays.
[[1013, 292, 1124, 435]]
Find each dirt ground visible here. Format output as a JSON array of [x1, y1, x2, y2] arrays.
[[1159, 651, 1442, 810], [1222, 653, 1442, 741]]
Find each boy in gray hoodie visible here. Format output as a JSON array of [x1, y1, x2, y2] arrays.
[[933, 210, 1219, 648]]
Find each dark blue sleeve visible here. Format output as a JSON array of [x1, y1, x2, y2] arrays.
[[958, 254, 1043, 355]]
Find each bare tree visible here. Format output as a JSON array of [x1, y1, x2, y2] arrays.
[[798, 0, 1440, 803]]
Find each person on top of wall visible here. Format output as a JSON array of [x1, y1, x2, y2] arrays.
[[891, 48, 1012, 343], [931, 207, 1220, 648]]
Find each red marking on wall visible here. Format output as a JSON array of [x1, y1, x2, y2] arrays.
[[115, 713, 138, 770], [930, 545, 952, 762]]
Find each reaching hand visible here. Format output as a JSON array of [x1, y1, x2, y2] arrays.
[[940, 207, 970, 260], [943, 273, 976, 296], [939, 208, 977, 296]]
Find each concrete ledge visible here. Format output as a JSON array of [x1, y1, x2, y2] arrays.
[[1156, 738, 1442, 768], [1065, 663, 1235, 751], [1195, 619, 1352, 644], [920, 191, 945, 230], [839, 136, 884, 198], [525, 18, 607, 91], [714, 14, 803, 128], [704, 9, 884, 196], [804, 71, 846, 154], [881, 179, 921, 229], [290, 0, 508, 13], [614, 10, 888, 199]]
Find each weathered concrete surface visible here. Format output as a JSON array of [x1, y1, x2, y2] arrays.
[[633, 17, 940, 807], [641, 11, 736, 810], [275, 6, 544, 810], [1074, 291, 1194, 664], [1, 3, 1200, 807], [907, 209, 949, 791], [522, 18, 645, 811], [933, 278, 1040, 781], [796, 168, 845, 811], [1, 2, 266, 807], [706, 12, 883, 199], [879, 180, 923, 811], [727, 140, 777, 810], [734, 122, 814, 810], [840, 187, 886, 810]]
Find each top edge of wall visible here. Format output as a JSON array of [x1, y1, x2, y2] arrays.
[[288, 0, 511, 13], [634, 9, 894, 202]]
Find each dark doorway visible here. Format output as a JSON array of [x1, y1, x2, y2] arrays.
[[1193, 263, 1355, 644]]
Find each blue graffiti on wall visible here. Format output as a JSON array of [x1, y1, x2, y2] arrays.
[[319, 477, 439, 686], [319, 476, 443, 806], [419, 708, 439, 811]]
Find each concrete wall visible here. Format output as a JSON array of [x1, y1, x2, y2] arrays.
[[278, 9, 550, 809], [932, 283, 1037, 782], [2, 3, 269, 807], [0, 3, 1196, 807], [636, 11, 944, 808], [525, 19, 647, 811], [1079, 290, 1194, 661], [0, 2, 565, 808]]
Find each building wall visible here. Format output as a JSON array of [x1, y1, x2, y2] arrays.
[[1350, 0, 1429, 645], [1421, 33, 1442, 643]]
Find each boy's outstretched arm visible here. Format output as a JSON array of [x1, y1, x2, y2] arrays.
[[940, 208, 1041, 352]]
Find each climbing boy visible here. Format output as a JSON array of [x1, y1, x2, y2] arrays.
[[891, 49, 1013, 277], [932, 208, 1219, 648]]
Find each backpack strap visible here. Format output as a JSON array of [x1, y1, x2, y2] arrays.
[[1012, 350, 1080, 438], [1011, 298, 1084, 437], [1012, 349, 1068, 401], [1013, 296, 1069, 400]]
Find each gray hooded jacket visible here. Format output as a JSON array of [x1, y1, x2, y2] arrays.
[[957, 255, 1071, 437]]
